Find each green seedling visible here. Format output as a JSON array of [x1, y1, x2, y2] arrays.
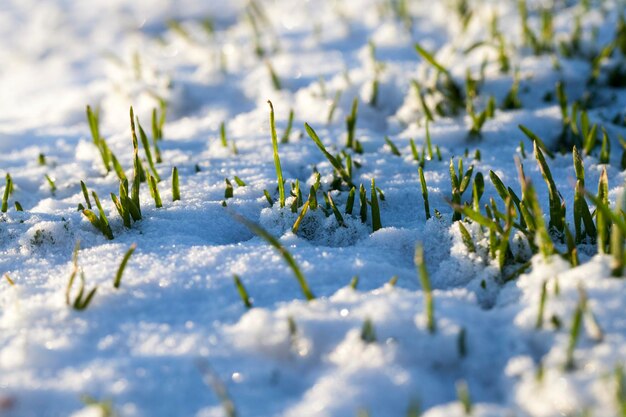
[[196, 360, 238, 417], [534, 142, 565, 234], [536, 280, 548, 329], [411, 80, 435, 121], [266, 60, 282, 90], [327, 192, 345, 227], [327, 90, 342, 124], [345, 98, 358, 150], [456, 380, 472, 415], [359, 184, 367, 223], [263, 190, 274, 206], [370, 178, 382, 232], [292, 201, 310, 234], [345, 186, 356, 214], [304, 123, 354, 187], [113, 244, 136, 289], [66, 242, 97, 311], [80, 180, 92, 209], [385, 136, 401, 156], [14, 201, 23, 211], [137, 117, 160, 182], [38, 153, 46, 165], [86, 105, 112, 173], [502, 70, 522, 109], [611, 185, 626, 277], [1, 173, 12, 213], [231, 212, 314, 300], [450, 158, 474, 222], [572, 147, 596, 243], [414, 43, 464, 116], [148, 174, 163, 208], [458, 222, 475, 253], [418, 166, 431, 220], [360, 318, 377, 343], [129, 107, 143, 218], [596, 168, 610, 254], [415, 244, 435, 333], [281, 109, 294, 143], [349, 275, 359, 289], [82, 190, 114, 239], [220, 122, 228, 148], [519, 125, 554, 158], [172, 167, 180, 201], [564, 290, 585, 371], [268, 101, 286, 207], [233, 274, 252, 308], [45, 174, 56, 194], [225, 178, 234, 199]]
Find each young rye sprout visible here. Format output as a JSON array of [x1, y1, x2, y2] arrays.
[[230, 212, 315, 301], [113, 244, 136, 289], [415, 243, 435, 333]]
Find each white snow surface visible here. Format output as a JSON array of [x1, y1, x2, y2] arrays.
[[0, 0, 626, 416]]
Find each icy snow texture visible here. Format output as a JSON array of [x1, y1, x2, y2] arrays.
[[0, 0, 626, 416]]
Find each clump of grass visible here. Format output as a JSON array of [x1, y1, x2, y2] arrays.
[[172, 167, 180, 201], [233, 274, 252, 308], [82, 187, 114, 240], [415, 244, 435, 333], [450, 158, 474, 222], [65, 242, 97, 311], [268, 101, 286, 208], [414, 43, 464, 116], [231, 212, 315, 300]]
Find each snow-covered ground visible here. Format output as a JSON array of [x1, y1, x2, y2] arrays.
[[1, 0, 626, 416]]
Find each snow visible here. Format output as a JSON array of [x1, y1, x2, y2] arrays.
[[1, 0, 626, 416]]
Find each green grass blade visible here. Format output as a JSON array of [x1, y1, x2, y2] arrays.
[[519, 124, 554, 159], [415, 243, 435, 333], [304, 123, 354, 187], [268, 101, 286, 208], [233, 274, 252, 308], [113, 244, 136, 289], [172, 167, 180, 201], [230, 212, 315, 300], [370, 178, 382, 232]]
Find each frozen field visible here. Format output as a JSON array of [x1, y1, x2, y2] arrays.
[[1, 0, 626, 416]]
